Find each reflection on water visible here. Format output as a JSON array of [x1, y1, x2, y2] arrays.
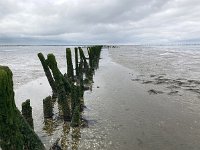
[[60, 123, 70, 150], [43, 119, 56, 136], [71, 127, 81, 150], [42, 99, 82, 149]]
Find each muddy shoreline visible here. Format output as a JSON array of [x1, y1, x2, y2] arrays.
[[108, 46, 200, 149]]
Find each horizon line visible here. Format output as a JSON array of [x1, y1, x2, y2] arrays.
[[0, 43, 200, 47]]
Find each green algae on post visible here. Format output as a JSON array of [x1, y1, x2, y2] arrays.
[[0, 66, 23, 149], [71, 106, 80, 127], [66, 48, 74, 81], [71, 84, 76, 113], [22, 99, 34, 129], [71, 84, 82, 113], [75, 47, 79, 77], [88, 45, 102, 70], [78, 61, 84, 99], [38, 53, 57, 96], [0, 66, 45, 150], [47, 54, 71, 121], [43, 96, 53, 119], [78, 47, 89, 71]]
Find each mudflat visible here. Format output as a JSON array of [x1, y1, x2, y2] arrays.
[[14, 48, 200, 149]]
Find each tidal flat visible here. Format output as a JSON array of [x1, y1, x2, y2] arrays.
[[1, 45, 200, 149]]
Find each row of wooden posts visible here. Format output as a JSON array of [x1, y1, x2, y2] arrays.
[[0, 45, 102, 149], [37, 46, 102, 127]]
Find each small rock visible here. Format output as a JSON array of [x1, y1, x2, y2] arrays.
[[50, 138, 61, 150], [84, 86, 90, 91]]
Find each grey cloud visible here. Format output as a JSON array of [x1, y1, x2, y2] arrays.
[[0, 0, 200, 44]]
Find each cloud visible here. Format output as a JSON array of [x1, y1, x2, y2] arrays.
[[0, 0, 200, 44]]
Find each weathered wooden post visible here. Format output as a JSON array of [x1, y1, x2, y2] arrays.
[[76, 85, 84, 111], [75, 47, 79, 77], [92, 45, 102, 69], [0, 66, 45, 149], [71, 106, 80, 127], [78, 47, 86, 62], [78, 61, 84, 99], [47, 54, 71, 121], [43, 96, 53, 118], [0, 66, 24, 149], [78, 47, 89, 72], [63, 73, 71, 95], [66, 48, 74, 81], [87, 47, 95, 81], [92, 46, 98, 69], [22, 99, 34, 129], [38, 53, 57, 96], [87, 46, 103, 80], [87, 47, 94, 69], [71, 84, 76, 113]]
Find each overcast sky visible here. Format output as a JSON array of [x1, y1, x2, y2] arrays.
[[0, 0, 200, 44]]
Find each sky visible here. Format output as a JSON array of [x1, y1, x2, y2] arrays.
[[0, 0, 200, 45]]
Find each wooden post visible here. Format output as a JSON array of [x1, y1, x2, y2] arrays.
[[71, 106, 80, 127], [38, 53, 57, 96], [78, 47, 89, 72], [47, 54, 71, 121], [75, 47, 79, 77], [22, 99, 34, 129], [0, 66, 45, 149], [66, 48, 74, 81], [43, 96, 53, 118], [71, 84, 76, 113], [78, 61, 84, 99]]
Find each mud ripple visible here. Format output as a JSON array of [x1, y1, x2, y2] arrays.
[[148, 89, 164, 95], [131, 73, 200, 97]]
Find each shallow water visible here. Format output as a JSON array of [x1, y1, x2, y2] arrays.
[[0, 46, 73, 89], [0, 46, 116, 149]]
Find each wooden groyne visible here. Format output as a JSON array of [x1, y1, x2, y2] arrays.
[[0, 45, 103, 149], [38, 46, 102, 127]]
